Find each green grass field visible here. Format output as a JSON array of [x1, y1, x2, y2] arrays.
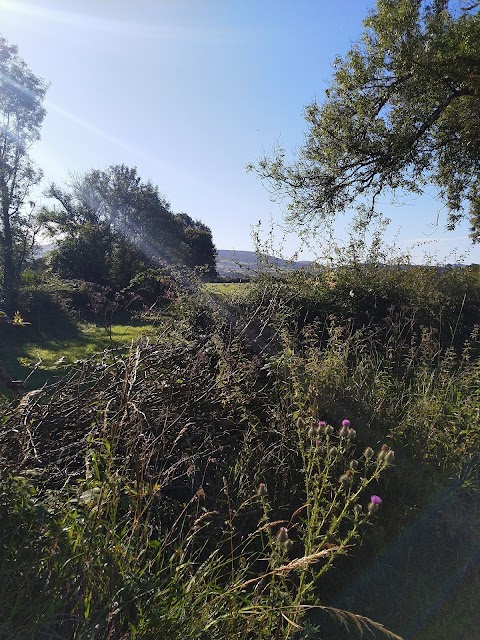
[[203, 281, 248, 297], [0, 314, 159, 393]]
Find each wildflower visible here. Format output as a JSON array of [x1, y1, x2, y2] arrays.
[[368, 495, 382, 514], [257, 483, 268, 497], [341, 419, 351, 428], [316, 439, 322, 448], [363, 447, 374, 460], [324, 424, 334, 436], [318, 421, 327, 429], [277, 527, 289, 543]]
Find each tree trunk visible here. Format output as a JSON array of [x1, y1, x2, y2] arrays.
[[2, 202, 17, 316]]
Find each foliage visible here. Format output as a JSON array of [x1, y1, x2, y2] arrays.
[[42, 165, 217, 289], [175, 212, 218, 278], [2, 269, 480, 637], [0, 321, 397, 639], [0, 35, 47, 313], [252, 0, 480, 238]]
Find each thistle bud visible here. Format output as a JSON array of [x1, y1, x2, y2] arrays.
[[296, 417, 304, 430], [284, 538, 294, 552], [349, 459, 359, 470], [363, 447, 374, 460], [277, 527, 289, 543], [353, 504, 363, 516], [368, 495, 382, 514], [330, 446, 338, 456], [385, 450, 395, 464], [257, 483, 268, 497], [377, 446, 388, 462], [339, 425, 349, 438], [324, 424, 334, 436], [347, 428, 357, 440], [339, 473, 350, 486], [308, 426, 317, 438]]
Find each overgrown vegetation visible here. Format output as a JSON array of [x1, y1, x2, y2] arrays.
[[2, 3, 480, 637], [1, 265, 480, 639]]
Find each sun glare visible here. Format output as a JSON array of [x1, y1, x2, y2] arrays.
[[0, 0, 240, 43]]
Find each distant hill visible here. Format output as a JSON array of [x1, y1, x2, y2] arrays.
[[35, 244, 312, 279], [216, 249, 312, 279]]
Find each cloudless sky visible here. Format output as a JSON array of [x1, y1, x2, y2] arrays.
[[1, 0, 478, 263]]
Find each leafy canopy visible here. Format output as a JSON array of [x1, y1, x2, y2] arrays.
[[42, 165, 217, 286], [253, 1, 480, 239]]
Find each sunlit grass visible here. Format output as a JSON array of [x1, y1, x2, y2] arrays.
[[0, 316, 159, 392], [204, 282, 249, 297]]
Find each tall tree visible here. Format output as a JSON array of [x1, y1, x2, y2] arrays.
[[174, 212, 218, 278], [43, 165, 217, 286], [253, 0, 480, 239], [0, 36, 47, 313]]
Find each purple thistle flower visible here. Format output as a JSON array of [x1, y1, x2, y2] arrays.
[[318, 421, 327, 428], [341, 419, 351, 428], [370, 495, 382, 505], [316, 439, 322, 448]]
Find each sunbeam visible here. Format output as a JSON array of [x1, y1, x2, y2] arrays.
[[44, 98, 221, 199], [0, 0, 250, 44]]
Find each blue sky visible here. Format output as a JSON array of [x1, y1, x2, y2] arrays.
[[1, 0, 478, 263]]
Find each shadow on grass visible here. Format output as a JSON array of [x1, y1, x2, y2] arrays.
[[0, 311, 158, 392]]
